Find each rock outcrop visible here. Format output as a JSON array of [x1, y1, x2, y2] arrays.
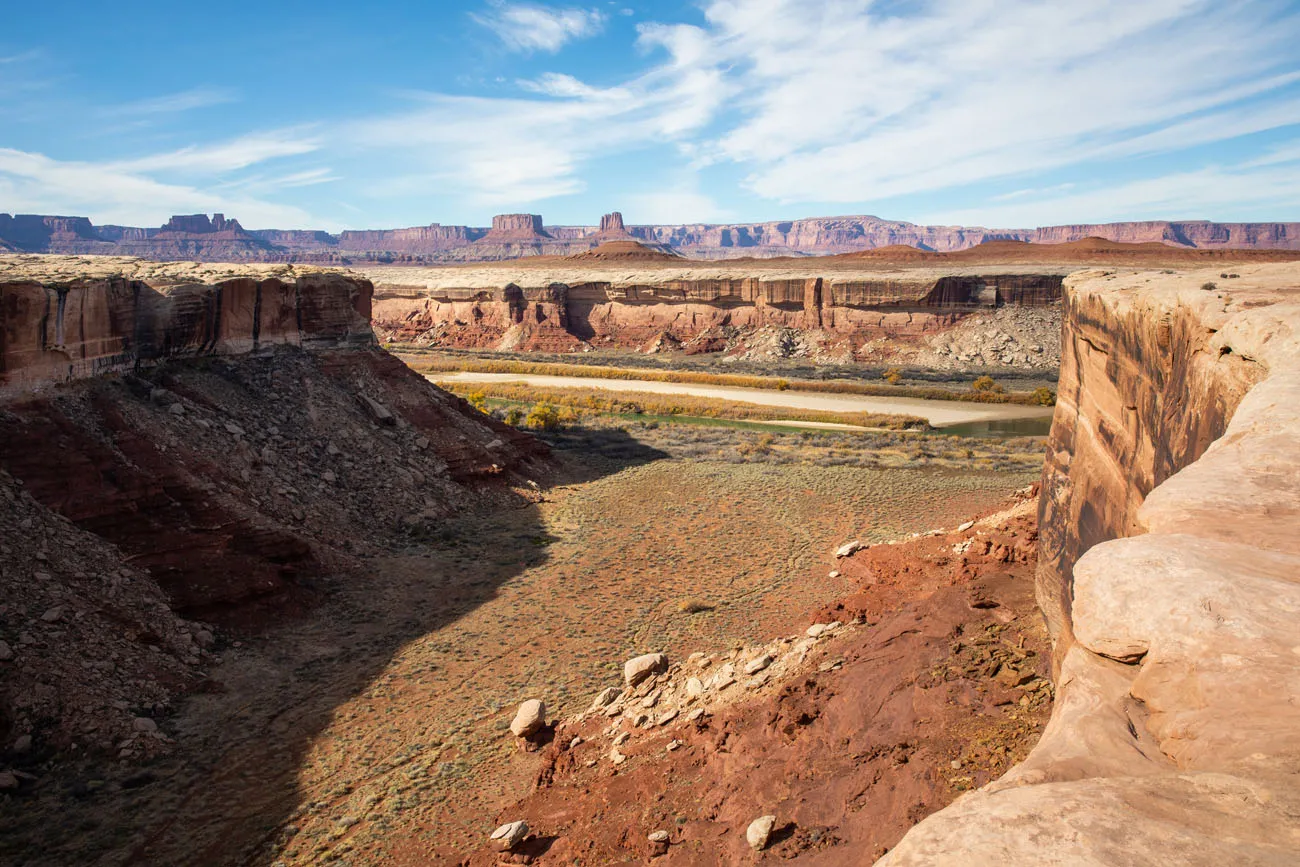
[[0, 253, 549, 776], [0, 256, 372, 397], [879, 263, 1300, 865]]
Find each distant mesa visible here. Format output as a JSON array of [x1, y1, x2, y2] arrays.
[[158, 213, 249, 236], [4, 209, 1300, 264], [566, 240, 684, 262], [596, 211, 632, 239], [479, 213, 551, 242]]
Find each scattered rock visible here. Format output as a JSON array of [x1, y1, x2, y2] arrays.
[[510, 699, 546, 737], [0, 770, 18, 790], [588, 687, 621, 712], [132, 717, 158, 733], [744, 655, 773, 675], [957, 520, 975, 532], [360, 395, 396, 426], [624, 652, 668, 687], [828, 570, 840, 578], [685, 677, 704, 698], [747, 815, 777, 850], [648, 830, 670, 843], [835, 540, 863, 558], [806, 623, 828, 638], [657, 709, 678, 726], [13, 735, 32, 754], [0, 641, 12, 661], [40, 607, 63, 623], [490, 820, 528, 851]]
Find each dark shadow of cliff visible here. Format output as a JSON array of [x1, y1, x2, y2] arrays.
[[0, 364, 668, 866]]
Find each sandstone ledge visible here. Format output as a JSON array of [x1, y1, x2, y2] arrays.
[[1, 254, 373, 397], [879, 264, 1300, 865]]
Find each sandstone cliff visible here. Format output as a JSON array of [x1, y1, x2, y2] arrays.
[[366, 262, 1063, 351], [1, 256, 373, 397], [879, 264, 1300, 865]]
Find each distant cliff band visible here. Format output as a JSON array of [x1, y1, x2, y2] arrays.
[[2, 210, 1297, 264]]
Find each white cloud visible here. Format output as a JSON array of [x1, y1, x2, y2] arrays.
[[927, 160, 1300, 227], [97, 86, 237, 117], [114, 130, 321, 174], [696, 0, 1300, 203], [346, 28, 732, 206], [471, 2, 606, 53], [340, 0, 1300, 219], [0, 137, 330, 228]]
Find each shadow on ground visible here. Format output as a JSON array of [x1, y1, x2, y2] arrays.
[[0, 417, 666, 865]]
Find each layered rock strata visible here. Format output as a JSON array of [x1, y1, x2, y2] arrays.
[[1, 256, 373, 397], [879, 264, 1300, 865], [367, 265, 1064, 357]]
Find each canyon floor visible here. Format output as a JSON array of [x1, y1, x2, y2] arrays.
[[2, 421, 1036, 865]]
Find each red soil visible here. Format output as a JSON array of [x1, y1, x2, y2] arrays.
[[459, 490, 1050, 865]]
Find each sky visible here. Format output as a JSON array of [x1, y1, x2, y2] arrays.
[[1, 0, 1299, 231]]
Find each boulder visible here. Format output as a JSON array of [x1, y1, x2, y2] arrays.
[[490, 820, 528, 851], [624, 652, 668, 687], [747, 815, 777, 850], [835, 540, 863, 558], [510, 699, 546, 737], [587, 686, 621, 712]]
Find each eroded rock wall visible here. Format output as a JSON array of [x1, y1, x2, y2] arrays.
[[371, 272, 1064, 356], [1, 263, 373, 397], [879, 264, 1300, 866]]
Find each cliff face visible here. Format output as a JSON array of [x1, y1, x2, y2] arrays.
[[6, 213, 1300, 263], [1, 257, 373, 397], [880, 264, 1300, 865], [369, 269, 1064, 356]]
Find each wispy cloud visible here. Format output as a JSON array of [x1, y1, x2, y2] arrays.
[[471, 2, 606, 53], [346, 25, 730, 206], [0, 132, 329, 228], [97, 86, 238, 118], [338, 0, 1300, 218], [928, 159, 1300, 227], [113, 130, 321, 174]]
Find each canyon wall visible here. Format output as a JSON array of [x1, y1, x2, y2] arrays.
[[1, 257, 373, 397], [5, 213, 1299, 263], [0, 255, 548, 763], [369, 270, 1064, 357], [879, 264, 1300, 865]]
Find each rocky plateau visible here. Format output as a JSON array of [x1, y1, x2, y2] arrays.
[[3, 210, 1299, 265]]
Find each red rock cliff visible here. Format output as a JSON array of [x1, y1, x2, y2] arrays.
[[880, 263, 1300, 865], [1, 257, 373, 397]]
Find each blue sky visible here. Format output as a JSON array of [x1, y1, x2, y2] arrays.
[[2, 0, 1299, 231]]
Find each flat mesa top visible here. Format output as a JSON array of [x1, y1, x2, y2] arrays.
[[0, 254, 359, 286]]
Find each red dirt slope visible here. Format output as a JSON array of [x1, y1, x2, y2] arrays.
[[459, 490, 1051, 865]]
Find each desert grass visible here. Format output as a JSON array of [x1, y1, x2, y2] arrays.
[[410, 355, 1051, 405], [437, 380, 930, 430]]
